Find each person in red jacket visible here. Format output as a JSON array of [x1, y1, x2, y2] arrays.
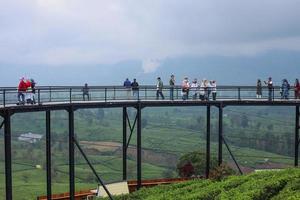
[[17, 77, 27, 104]]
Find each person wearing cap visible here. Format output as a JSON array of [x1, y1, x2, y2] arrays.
[[190, 78, 199, 100], [17, 77, 27, 105], [156, 77, 165, 100]]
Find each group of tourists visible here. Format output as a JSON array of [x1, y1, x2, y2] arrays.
[[17, 77, 36, 105], [256, 77, 300, 100], [122, 75, 217, 101], [15, 76, 300, 105]]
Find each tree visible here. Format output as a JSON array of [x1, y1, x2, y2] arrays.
[[176, 150, 218, 177]]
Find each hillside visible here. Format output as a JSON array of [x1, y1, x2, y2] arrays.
[[106, 168, 300, 200]]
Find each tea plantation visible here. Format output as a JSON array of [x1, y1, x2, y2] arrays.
[[105, 168, 300, 200]]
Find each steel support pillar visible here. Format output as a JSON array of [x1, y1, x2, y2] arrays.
[[46, 110, 52, 200], [206, 105, 211, 179], [295, 106, 299, 166], [137, 104, 142, 190], [68, 108, 75, 200], [218, 105, 223, 166], [122, 107, 127, 180], [4, 111, 12, 200], [73, 138, 114, 200]]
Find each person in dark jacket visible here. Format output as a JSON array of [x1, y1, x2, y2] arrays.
[[82, 83, 90, 101], [131, 79, 139, 99], [256, 79, 262, 99], [169, 75, 175, 100], [123, 78, 132, 99], [30, 79, 36, 104], [281, 79, 290, 99], [264, 77, 273, 101]]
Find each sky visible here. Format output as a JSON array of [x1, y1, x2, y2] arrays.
[[0, 0, 300, 85]]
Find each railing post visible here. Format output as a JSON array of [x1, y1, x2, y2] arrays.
[[105, 88, 107, 102], [113, 87, 116, 100], [238, 87, 241, 100], [176, 87, 179, 100], [38, 89, 41, 105], [206, 105, 211, 178], [272, 87, 275, 100], [49, 87, 52, 102], [69, 88, 72, 103], [3, 89, 5, 107], [145, 88, 147, 100]]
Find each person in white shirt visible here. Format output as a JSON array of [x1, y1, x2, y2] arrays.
[[190, 79, 199, 100]]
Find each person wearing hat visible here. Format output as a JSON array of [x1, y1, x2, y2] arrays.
[[156, 77, 165, 100]]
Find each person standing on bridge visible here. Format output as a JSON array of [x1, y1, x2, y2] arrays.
[[82, 83, 90, 101], [190, 78, 199, 100], [281, 79, 290, 100], [156, 77, 165, 100], [264, 77, 273, 101], [169, 75, 175, 100], [294, 79, 300, 99], [256, 79, 262, 99], [17, 77, 27, 105], [181, 77, 190, 100], [199, 79, 205, 101], [131, 78, 139, 99], [211, 80, 217, 100], [123, 78, 132, 99]]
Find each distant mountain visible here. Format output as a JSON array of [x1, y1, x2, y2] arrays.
[[0, 50, 299, 86]]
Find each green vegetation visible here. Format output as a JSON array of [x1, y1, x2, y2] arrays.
[[0, 106, 297, 199], [105, 168, 300, 200]]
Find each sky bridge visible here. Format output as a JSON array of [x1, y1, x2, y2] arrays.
[[0, 85, 299, 200]]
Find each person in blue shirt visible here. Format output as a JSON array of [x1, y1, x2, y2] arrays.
[[123, 78, 132, 99]]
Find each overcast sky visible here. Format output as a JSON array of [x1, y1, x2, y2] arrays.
[[1, 0, 300, 74]]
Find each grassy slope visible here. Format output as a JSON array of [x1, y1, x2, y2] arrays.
[[107, 168, 300, 200]]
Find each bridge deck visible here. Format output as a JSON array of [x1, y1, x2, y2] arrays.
[[1, 99, 300, 113]]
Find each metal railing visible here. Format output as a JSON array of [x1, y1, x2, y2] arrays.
[[0, 85, 298, 107]]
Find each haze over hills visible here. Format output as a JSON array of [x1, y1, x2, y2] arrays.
[[1, 50, 299, 86]]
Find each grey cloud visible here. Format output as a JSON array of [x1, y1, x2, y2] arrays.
[[0, 0, 300, 67]]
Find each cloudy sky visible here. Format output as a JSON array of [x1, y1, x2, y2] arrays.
[[0, 0, 300, 84]]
